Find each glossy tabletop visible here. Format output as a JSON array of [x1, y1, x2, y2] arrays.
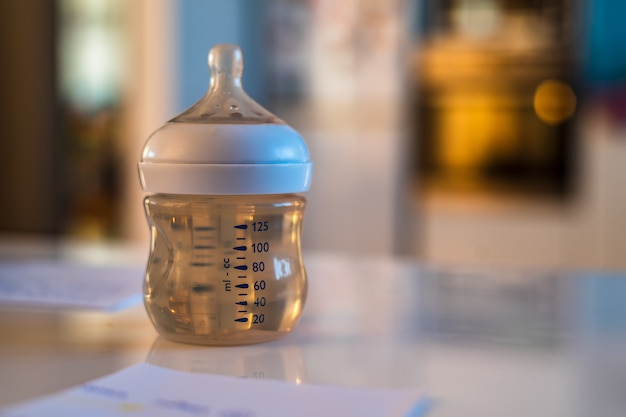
[[1, 243, 625, 417]]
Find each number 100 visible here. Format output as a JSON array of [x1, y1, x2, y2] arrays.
[[252, 242, 269, 253]]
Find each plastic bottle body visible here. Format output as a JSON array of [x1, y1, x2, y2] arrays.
[[143, 193, 307, 345]]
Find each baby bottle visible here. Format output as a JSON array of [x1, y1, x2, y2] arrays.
[[138, 44, 312, 345]]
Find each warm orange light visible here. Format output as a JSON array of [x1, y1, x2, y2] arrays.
[[533, 80, 577, 125]]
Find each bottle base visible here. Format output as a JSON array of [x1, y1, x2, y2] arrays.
[[153, 328, 293, 346]]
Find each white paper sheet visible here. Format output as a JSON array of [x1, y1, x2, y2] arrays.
[[0, 363, 431, 417], [0, 261, 143, 311]]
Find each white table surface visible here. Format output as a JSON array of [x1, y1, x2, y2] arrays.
[[1, 242, 625, 417]]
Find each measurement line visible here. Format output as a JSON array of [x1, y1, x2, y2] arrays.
[[191, 284, 214, 293], [190, 262, 214, 267], [234, 225, 248, 230], [233, 246, 247, 251], [238, 275, 247, 279], [194, 245, 215, 250], [236, 301, 247, 306], [236, 257, 246, 260], [194, 226, 215, 231], [234, 265, 248, 271], [238, 293, 247, 296], [236, 237, 246, 240], [238, 310, 247, 313], [235, 284, 249, 289], [234, 318, 248, 323]]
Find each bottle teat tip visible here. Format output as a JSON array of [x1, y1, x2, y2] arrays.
[[208, 44, 243, 78]]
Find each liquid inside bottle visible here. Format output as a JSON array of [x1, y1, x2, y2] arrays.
[[143, 194, 307, 345]]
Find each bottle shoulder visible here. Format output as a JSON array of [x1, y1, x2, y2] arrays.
[[144, 193, 306, 205]]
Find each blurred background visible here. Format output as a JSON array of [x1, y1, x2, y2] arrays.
[[0, 0, 625, 271]]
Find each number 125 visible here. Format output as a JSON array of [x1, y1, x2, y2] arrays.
[[252, 221, 269, 232]]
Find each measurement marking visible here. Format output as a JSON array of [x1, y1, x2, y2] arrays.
[[190, 262, 214, 267], [194, 226, 215, 231], [194, 245, 215, 250], [235, 284, 249, 289], [238, 293, 247, 296], [191, 284, 214, 293], [234, 225, 248, 230], [236, 237, 246, 240], [234, 318, 248, 323], [236, 257, 245, 260], [238, 310, 247, 313], [236, 301, 247, 306], [233, 246, 247, 251], [234, 265, 248, 271], [238, 275, 246, 278]]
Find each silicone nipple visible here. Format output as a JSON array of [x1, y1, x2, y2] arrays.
[[171, 44, 281, 124]]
